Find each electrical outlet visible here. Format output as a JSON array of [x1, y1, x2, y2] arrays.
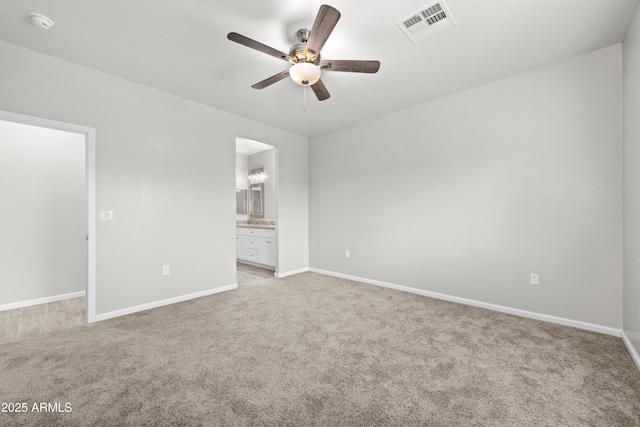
[[162, 265, 170, 276], [345, 250, 350, 258], [530, 273, 539, 285]]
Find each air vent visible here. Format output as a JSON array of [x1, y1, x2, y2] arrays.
[[397, 0, 455, 44]]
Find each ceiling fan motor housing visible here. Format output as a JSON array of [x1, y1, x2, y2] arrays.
[[289, 29, 320, 64]]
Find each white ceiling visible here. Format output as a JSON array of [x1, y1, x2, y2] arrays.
[[0, 0, 638, 137], [236, 137, 275, 156]]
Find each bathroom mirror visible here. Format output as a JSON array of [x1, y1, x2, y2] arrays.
[[236, 189, 247, 215], [250, 183, 264, 218]]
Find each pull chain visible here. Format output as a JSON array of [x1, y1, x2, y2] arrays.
[[303, 86, 308, 121]]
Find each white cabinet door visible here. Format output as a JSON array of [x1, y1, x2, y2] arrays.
[[236, 235, 247, 260], [259, 238, 272, 265], [268, 239, 276, 266]]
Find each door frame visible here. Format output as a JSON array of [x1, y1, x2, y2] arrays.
[[0, 110, 97, 323], [235, 137, 279, 276]]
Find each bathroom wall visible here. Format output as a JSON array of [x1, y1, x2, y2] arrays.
[[236, 153, 249, 220], [248, 148, 276, 222]]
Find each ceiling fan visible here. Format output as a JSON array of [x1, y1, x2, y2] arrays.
[[227, 4, 380, 101]]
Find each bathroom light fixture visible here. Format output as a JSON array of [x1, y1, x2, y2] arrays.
[[29, 12, 54, 30], [289, 62, 321, 86], [248, 168, 264, 181]]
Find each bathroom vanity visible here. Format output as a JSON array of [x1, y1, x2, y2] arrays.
[[236, 224, 276, 270]]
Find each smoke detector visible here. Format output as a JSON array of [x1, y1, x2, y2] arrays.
[[29, 13, 54, 30]]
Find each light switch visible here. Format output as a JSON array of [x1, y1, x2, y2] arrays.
[[530, 273, 540, 285], [98, 210, 113, 221]]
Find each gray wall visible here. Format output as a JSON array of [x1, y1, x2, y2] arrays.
[[248, 149, 276, 222], [309, 45, 623, 329], [0, 121, 86, 305], [236, 153, 248, 220], [236, 153, 248, 191], [623, 4, 640, 359], [0, 40, 308, 316]]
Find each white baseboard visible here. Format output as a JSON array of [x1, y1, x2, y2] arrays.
[[621, 331, 640, 371], [309, 268, 621, 337], [90, 284, 238, 323], [275, 267, 310, 278], [0, 291, 86, 312]]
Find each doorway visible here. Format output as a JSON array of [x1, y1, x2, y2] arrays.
[[0, 110, 96, 326], [235, 137, 278, 279]]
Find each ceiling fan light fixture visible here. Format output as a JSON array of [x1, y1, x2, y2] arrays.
[[289, 62, 321, 86], [228, 5, 378, 101]]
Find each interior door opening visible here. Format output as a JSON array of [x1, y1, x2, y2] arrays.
[[0, 110, 96, 327], [235, 137, 278, 280]]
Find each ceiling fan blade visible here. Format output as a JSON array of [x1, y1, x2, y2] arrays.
[[251, 70, 291, 89], [311, 79, 331, 101], [227, 32, 293, 62], [320, 60, 380, 74], [304, 5, 341, 62]]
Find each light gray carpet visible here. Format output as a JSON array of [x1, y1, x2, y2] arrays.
[[1, 268, 639, 426]]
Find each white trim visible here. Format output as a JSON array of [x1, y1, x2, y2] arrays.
[[0, 110, 97, 323], [92, 284, 238, 322], [85, 128, 96, 323], [0, 291, 86, 312], [621, 331, 640, 371], [310, 268, 622, 337], [275, 267, 310, 278]]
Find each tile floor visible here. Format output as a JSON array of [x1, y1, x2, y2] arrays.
[[0, 297, 85, 344]]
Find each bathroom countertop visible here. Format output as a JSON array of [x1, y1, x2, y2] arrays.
[[236, 221, 276, 230]]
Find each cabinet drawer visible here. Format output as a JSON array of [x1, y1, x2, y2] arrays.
[[245, 249, 259, 260], [246, 228, 259, 236], [236, 228, 250, 236], [246, 238, 259, 249]]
